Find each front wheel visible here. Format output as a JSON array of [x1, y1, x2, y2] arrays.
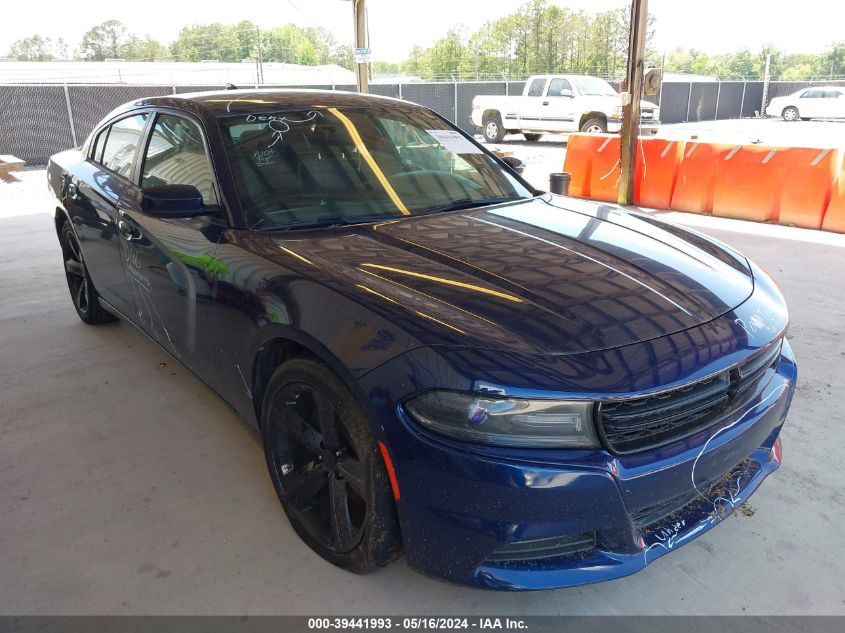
[[523, 132, 543, 142], [580, 117, 607, 134], [60, 222, 116, 325], [482, 115, 505, 143], [261, 358, 402, 574], [782, 106, 799, 121]]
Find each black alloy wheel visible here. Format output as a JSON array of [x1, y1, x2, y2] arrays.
[[262, 359, 402, 572], [60, 223, 115, 325]]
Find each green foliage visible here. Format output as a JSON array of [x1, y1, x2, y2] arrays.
[[8, 35, 67, 61]]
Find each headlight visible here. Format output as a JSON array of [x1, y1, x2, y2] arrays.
[[404, 391, 598, 448], [612, 106, 623, 120]]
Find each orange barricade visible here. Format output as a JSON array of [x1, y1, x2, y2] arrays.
[[670, 142, 735, 214], [821, 160, 845, 234], [634, 138, 686, 209], [562, 134, 616, 198], [586, 135, 621, 202], [779, 148, 841, 230], [712, 145, 791, 222]]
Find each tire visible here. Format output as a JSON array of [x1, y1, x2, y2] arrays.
[[482, 115, 505, 143], [523, 132, 543, 142], [59, 222, 116, 325], [261, 358, 402, 574], [782, 106, 799, 122], [800, 117, 811, 121], [580, 117, 607, 134]]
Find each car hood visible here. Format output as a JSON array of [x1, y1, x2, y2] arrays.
[[269, 196, 752, 355]]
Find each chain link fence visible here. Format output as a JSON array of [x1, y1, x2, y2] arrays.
[[3, 79, 845, 165]]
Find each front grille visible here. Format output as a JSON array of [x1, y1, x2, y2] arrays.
[[600, 340, 782, 454], [486, 532, 596, 563]]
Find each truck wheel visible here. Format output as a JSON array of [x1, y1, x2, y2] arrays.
[[580, 118, 607, 134], [523, 133, 543, 142], [482, 115, 505, 143]]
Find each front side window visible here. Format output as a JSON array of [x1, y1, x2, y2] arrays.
[[801, 89, 822, 99], [527, 78, 547, 97], [547, 78, 573, 97], [100, 114, 148, 178], [141, 113, 219, 207], [219, 105, 532, 230]]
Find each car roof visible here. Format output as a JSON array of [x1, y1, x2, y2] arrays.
[[124, 88, 410, 118]]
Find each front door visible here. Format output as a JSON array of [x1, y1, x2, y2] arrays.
[[518, 77, 549, 130], [540, 78, 577, 132], [118, 111, 226, 376]]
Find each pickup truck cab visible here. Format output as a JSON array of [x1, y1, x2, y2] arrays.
[[471, 74, 660, 142]]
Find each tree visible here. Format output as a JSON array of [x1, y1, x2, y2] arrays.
[[8, 35, 56, 61], [79, 19, 130, 60], [122, 36, 170, 61]]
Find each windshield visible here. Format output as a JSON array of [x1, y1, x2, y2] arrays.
[[218, 105, 533, 230], [572, 76, 618, 97]]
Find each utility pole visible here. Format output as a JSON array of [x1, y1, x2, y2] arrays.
[[761, 53, 771, 116], [353, 0, 369, 93], [618, 0, 648, 206], [255, 25, 264, 84]]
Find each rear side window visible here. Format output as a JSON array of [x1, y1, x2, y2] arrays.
[[527, 78, 546, 97], [141, 113, 219, 207], [100, 114, 149, 178]]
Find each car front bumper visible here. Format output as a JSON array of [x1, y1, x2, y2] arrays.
[[361, 338, 796, 590], [607, 119, 661, 134]]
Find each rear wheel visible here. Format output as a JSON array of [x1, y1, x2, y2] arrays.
[[261, 358, 402, 573], [580, 117, 607, 134], [523, 132, 543, 142], [482, 115, 505, 143], [782, 106, 799, 121], [60, 223, 115, 325]]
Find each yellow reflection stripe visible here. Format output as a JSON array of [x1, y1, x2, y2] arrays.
[[327, 107, 410, 216], [359, 263, 523, 303], [279, 246, 314, 265], [356, 284, 400, 305], [415, 311, 467, 335]]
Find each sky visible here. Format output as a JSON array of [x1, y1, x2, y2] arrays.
[[1, 0, 843, 62]]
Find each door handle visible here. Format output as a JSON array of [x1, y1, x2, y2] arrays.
[[542, 101, 549, 106], [118, 219, 138, 241]]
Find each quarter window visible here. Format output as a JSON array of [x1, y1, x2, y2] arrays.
[[100, 114, 148, 178], [141, 113, 219, 207], [527, 78, 547, 97]]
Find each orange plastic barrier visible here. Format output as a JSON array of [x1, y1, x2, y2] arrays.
[[634, 139, 686, 209], [778, 148, 841, 230], [821, 161, 845, 234], [712, 145, 793, 222], [670, 143, 736, 214], [562, 134, 616, 198]]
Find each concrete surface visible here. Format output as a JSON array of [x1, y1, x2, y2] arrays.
[[1, 168, 844, 615]]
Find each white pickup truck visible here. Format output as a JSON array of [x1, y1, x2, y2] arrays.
[[470, 74, 660, 142]]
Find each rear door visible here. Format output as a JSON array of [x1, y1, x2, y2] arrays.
[[540, 78, 577, 132], [518, 77, 549, 130], [799, 89, 824, 117], [67, 112, 150, 317], [117, 110, 227, 375]]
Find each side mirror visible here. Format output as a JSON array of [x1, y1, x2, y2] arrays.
[[502, 155, 525, 175], [560, 88, 574, 98], [141, 184, 205, 217], [643, 68, 663, 96]]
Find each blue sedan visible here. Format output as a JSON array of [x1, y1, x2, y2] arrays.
[[47, 89, 796, 590]]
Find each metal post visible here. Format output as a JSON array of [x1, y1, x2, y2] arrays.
[[256, 25, 264, 84], [714, 79, 721, 120], [761, 53, 771, 117], [618, 0, 648, 206], [354, 0, 369, 93], [452, 73, 458, 124], [685, 80, 693, 122], [740, 80, 747, 118], [398, 81, 402, 100], [63, 82, 78, 147]]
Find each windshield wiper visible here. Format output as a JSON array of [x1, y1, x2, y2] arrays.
[[421, 197, 523, 215], [270, 215, 396, 232]]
